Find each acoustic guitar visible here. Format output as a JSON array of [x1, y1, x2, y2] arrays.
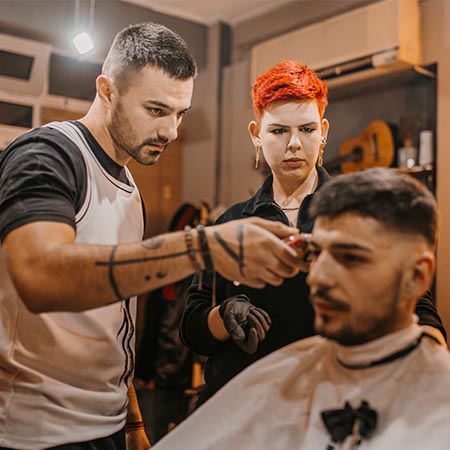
[[325, 120, 395, 174]]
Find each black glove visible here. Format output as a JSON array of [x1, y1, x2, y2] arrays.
[[218, 294, 271, 354]]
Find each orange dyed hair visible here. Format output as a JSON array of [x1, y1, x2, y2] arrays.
[[252, 60, 328, 120]]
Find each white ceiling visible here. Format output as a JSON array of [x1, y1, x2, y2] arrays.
[[123, 0, 296, 25]]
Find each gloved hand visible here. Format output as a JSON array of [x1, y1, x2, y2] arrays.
[[218, 294, 271, 354]]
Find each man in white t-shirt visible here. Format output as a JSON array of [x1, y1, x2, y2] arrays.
[[153, 168, 450, 450]]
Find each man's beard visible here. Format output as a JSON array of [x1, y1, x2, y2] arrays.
[[313, 271, 403, 346], [125, 140, 168, 166], [109, 103, 169, 165]]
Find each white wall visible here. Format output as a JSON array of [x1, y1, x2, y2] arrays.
[[219, 59, 264, 206], [181, 24, 220, 206]]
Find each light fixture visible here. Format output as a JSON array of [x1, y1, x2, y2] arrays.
[[72, 0, 95, 55], [73, 32, 94, 55]]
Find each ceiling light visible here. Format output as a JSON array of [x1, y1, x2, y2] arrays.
[[72, 32, 94, 55], [71, 0, 95, 55]]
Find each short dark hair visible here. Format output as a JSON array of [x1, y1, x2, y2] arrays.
[[102, 22, 197, 92], [309, 168, 438, 247]]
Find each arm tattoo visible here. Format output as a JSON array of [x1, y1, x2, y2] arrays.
[[213, 231, 238, 262], [97, 250, 189, 267], [213, 223, 245, 275], [108, 245, 124, 301], [145, 272, 166, 281], [96, 238, 188, 294], [96, 245, 188, 293]]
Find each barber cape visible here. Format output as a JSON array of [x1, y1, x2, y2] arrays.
[[154, 320, 450, 450]]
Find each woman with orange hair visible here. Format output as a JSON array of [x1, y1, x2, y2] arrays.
[[180, 60, 445, 406]]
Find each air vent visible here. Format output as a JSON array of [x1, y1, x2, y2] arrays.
[[251, 0, 421, 89]]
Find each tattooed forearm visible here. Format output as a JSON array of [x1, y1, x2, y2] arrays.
[[142, 236, 165, 250], [96, 250, 189, 267], [95, 237, 189, 297], [96, 245, 186, 297]]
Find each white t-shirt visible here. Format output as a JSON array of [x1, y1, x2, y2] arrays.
[[0, 121, 144, 449], [154, 321, 450, 450]]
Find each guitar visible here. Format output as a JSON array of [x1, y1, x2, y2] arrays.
[[325, 120, 395, 174]]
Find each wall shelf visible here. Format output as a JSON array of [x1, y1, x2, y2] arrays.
[[328, 64, 437, 102]]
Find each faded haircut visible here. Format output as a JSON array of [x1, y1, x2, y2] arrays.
[[309, 168, 438, 247], [102, 22, 197, 92]]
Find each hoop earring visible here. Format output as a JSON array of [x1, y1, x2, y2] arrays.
[[317, 148, 324, 167], [317, 136, 327, 167], [255, 146, 261, 169]]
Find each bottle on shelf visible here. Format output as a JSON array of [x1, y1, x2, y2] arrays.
[[397, 138, 417, 169], [419, 130, 433, 166]]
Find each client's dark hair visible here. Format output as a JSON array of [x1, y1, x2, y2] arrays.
[[309, 168, 438, 247], [103, 22, 197, 92]]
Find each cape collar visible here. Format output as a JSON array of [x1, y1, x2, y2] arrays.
[[331, 318, 437, 370]]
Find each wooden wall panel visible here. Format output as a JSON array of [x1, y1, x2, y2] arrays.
[[128, 139, 183, 238], [41, 106, 83, 124]]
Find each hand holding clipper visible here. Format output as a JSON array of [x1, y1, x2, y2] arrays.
[[233, 232, 312, 286]]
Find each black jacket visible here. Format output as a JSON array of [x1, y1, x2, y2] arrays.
[[180, 167, 446, 404]]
